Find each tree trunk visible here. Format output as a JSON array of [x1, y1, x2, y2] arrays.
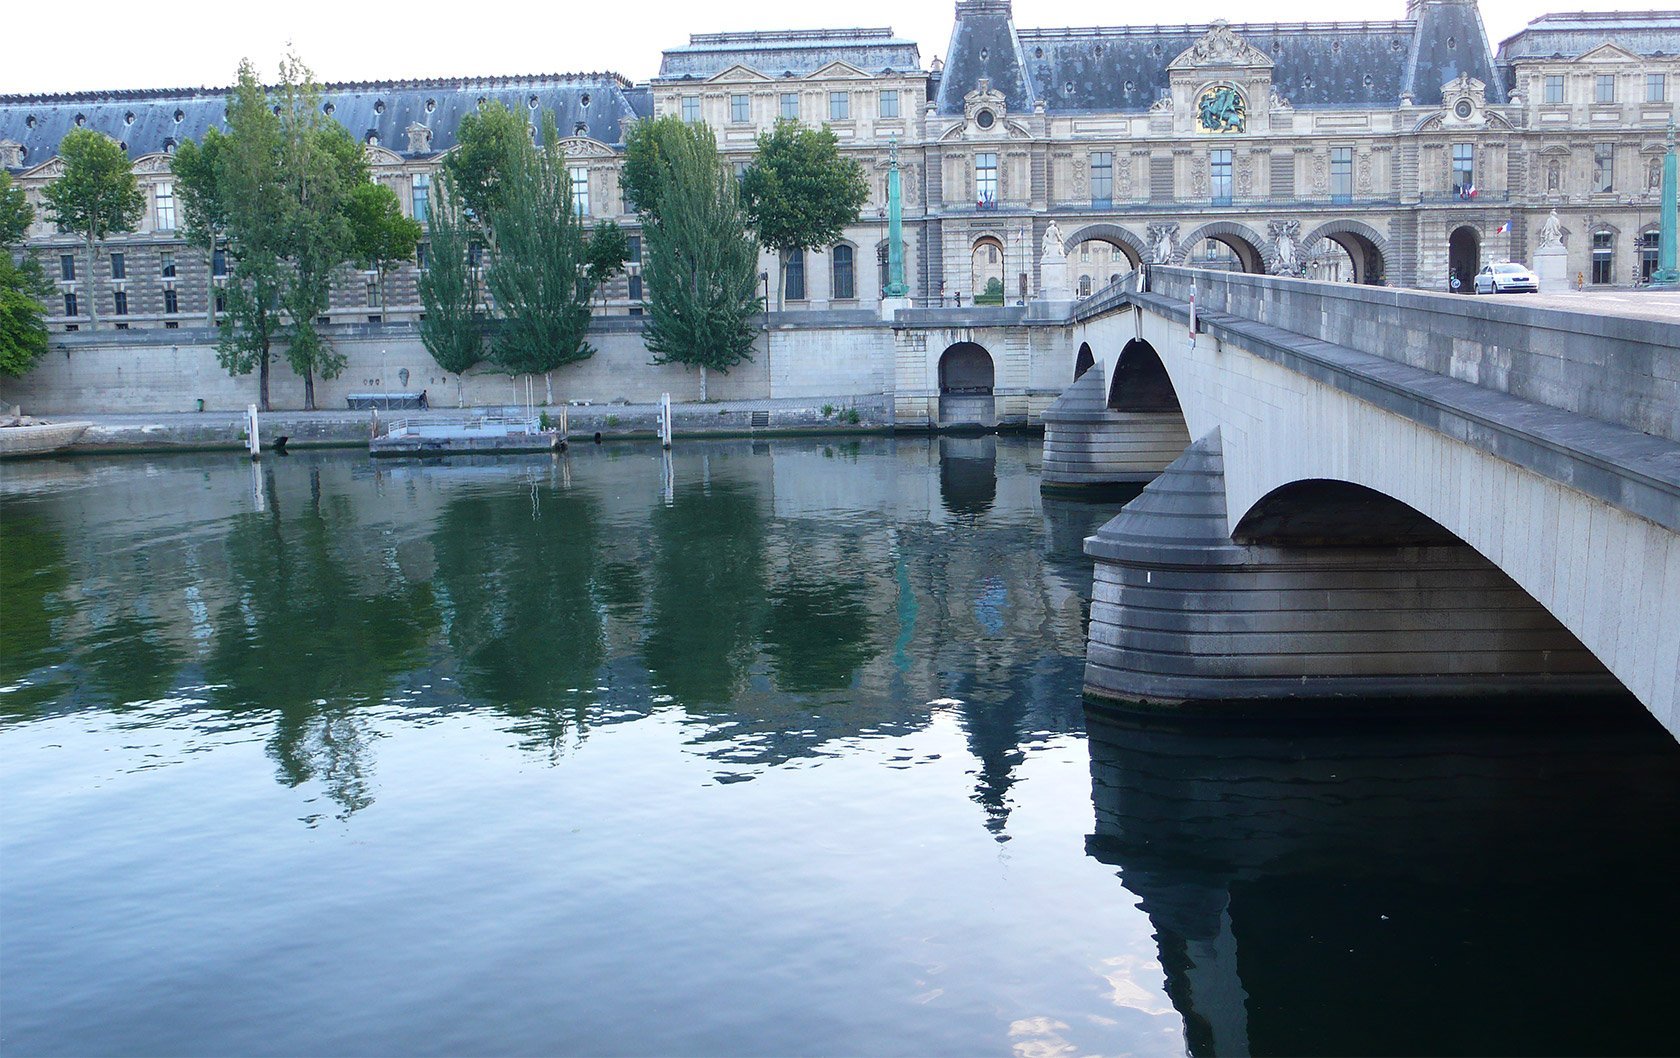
[[303, 365, 316, 411], [205, 253, 216, 326], [259, 335, 272, 412], [85, 233, 99, 329], [545, 371, 553, 406], [699, 364, 707, 403], [776, 256, 786, 313]]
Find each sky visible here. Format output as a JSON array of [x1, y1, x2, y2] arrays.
[[1, 0, 1666, 96]]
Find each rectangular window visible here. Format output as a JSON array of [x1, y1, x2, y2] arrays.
[[160, 251, 176, 278], [734, 160, 749, 182], [1210, 148, 1233, 205], [1595, 143, 1615, 193], [367, 279, 381, 307], [879, 90, 899, 119], [681, 95, 700, 122], [416, 242, 429, 270], [1090, 151, 1113, 207], [163, 288, 178, 314], [783, 250, 805, 300], [1648, 73, 1667, 103], [829, 91, 850, 121], [113, 290, 128, 315], [1544, 74, 1564, 103], [214, 290, 226, 314], [1642, 230, 1661, 280], [165, 321, 178, 329], [110, 252, 125, 280], [1592, 230, 1614, 284], [468, 241, 483, 269], [627, 235, 641, 263], [975, 152, 998, 208], [1330, 147, 1353, 202], [627, 273, 643, 301], [155, 182, 175, 230], [212, 247, 227, 277], [569, 166, 589, 216], [1452, 143, 1475, 198], [60, 254, 75, 281], [730, 93, 750, 123], [1596, 74, 1616, 103], [831, 244, 855, 300], [64, 292, 77, 316], [412, 173, 430, 224], [780, 93, 799, 120]]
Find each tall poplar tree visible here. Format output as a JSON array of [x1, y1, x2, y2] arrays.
[[417, 170, 485, 395], [171, 131, 231, 326], [635, 117, 762, 401], [41, 129, 144, 330]]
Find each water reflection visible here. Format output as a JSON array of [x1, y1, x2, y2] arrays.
[[0, 438, 1109, 829], [1086, 708, 1680, 1057]]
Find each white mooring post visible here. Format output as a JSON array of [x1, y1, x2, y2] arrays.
[[660, 392, 673, 449], [246, 404, 261, 459]]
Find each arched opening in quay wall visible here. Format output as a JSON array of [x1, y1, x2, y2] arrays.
[[938, 341, 996, 428]]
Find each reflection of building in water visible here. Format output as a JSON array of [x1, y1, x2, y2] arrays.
[[1084, 710, 1680, 1057], [4, 438, 1104, 834]]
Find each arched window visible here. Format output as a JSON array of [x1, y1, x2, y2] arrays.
[[1592, 230, 1615, 285], [784, 250, 806, 301], [1078, 274, 1092, 298], [832, 244, 856, 300], [877, 241, 890, 293], [1641, 230, 1661, 281]]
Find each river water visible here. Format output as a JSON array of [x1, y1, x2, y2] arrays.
[[2, 436, 1676, 1057]]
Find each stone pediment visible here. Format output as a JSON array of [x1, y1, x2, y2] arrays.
[[24, 156, 65, 180], [131, 153, 174, 174], [708, 64, 774, 83], [365, 144, 405, 167], [962, 77, 1008, 128], [1168, 21, 1273, 71], [557, 137, 616, 159], [1576, 42, 1641, 64], [807, 60, 871, 80]]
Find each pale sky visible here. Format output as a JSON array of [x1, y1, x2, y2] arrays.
[[2, 0, 1667, 96]]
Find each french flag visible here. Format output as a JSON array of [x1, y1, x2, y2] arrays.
[[1495, 221, 1511, 235]]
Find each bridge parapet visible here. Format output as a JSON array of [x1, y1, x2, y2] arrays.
[[1142, 267, 1679, 443]]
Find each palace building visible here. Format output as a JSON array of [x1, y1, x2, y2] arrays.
[[1, 0, 1676, 332]]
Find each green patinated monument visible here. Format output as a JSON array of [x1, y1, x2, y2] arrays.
[[883, 138, 908, 299]]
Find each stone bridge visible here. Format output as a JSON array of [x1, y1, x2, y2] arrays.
[[1041, 268, 1680, 738]]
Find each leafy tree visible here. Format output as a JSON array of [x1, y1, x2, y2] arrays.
[[740, 121, 869, 309], [585, 218, 629, 287], [621, 115, 677, 222], [0, 172, 33, 246], [417, 170, 485, 393], [482, 115, 599, 398], [345, 181, 422, 317], [171, 130, 231, 325], [0, 255, 51, 377], [637, 118, 762, 401], [0, 172, 50, 377], [976, 276, 1004, 306], [442, 101, 530, 231], [41, 128, 144, 329]]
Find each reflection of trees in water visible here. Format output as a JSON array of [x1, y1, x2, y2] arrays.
[[763, 575, 875, 694], [643, 483, 767, 706], [1085, 709, 1680, 1057], [0, 509, 74, 714], [431, 484, 605, 756], [205, 467, 438, 817]]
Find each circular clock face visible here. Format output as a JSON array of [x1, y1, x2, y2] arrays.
[[1455, 99, 1474, 119], [976, 109, 995, 129]]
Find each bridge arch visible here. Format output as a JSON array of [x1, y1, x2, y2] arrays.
[[1175, 221, 1267, 274], [1107, 338, 1186, 419], [1228, 476, 1620, 688], [1062, 222, 1147, 271], [1448, 224, 1481, 293], [1300, 219, 1392, 285], [938, 341, 997, 428], [1074, 342, 1095, 380]]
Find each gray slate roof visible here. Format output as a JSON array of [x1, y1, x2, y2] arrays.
[[936, 0, 1509, 114], [0, 73, 648, 170], [1498, 10, 1680, 59], [657, 28, 920, 81]]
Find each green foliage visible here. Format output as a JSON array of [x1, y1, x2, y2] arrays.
[[821, 403, 835, 418], [345, 181, 422, 308], [443, 101, 530, 230], [0, 254, 51, 377], [585, 219, 630, 287], [170, 131, 229, 253], [0, 172, 33, 247], [483, 115, 597, 377], [845, 407, 861, 425], [638, 120, 762, 401], [621, 115, 687, 222], [417, 170, 485, 376], [41, 128, 144, 328], [739, 120, 869, 308], [975, 276, 1005, 305]]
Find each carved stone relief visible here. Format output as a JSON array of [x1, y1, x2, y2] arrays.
[[1146, 221, 1179, 264]]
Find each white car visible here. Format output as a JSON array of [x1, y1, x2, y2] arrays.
[[1473, 262, 1539, 294]]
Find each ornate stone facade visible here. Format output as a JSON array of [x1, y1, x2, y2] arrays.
[[2, 2, 1676, 332]]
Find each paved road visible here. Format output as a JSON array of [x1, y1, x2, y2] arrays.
[[1466, 288, 1680, 323]]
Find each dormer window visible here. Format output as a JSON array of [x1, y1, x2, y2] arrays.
[[425, 98, 436, 113], [323, 102, 335, 115], [374, 100, 386, 114], [174, 109, 185, 123], [975, 109, 995, 129], [124, 112, 135, 125]]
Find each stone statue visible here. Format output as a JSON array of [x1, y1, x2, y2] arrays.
[[1147, 222, 1179, 264], [1268, 219, 1303, 276], [1539, 209, 1564, 249], [1041, 220, 1065, 259]]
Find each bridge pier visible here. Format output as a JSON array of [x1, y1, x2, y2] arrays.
[[1084, 435, 1620, 706], [1041, 366, 1191, 488]]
